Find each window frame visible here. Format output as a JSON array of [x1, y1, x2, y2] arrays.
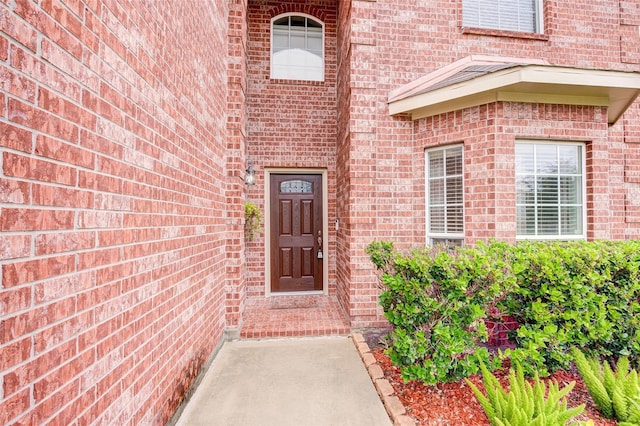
[[462, 0, 544, 34], [515, 140, 587, 241], [425, 145, 465, 247], [270, 13, 325, 82]]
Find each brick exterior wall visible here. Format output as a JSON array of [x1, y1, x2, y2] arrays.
[[225, 0, 250, 332], [335, 0, 640, 326], [245, 0, 339, 298], [1, 1, 234, 424], [414, 103, 616, 242], [1, 0, 639, 422]]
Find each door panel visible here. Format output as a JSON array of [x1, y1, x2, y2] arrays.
[[270, 174, 323, 292], [279, 248, 292, 277]]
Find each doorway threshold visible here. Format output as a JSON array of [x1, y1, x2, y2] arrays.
[[240, 295, 350, 339], [269, 291, 324, 297]]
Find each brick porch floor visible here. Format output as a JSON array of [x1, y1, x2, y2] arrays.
[[240, 295, 351, 339]]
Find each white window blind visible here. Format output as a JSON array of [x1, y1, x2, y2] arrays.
[[271, 15, 324, 81], [516, 142, 585, 239], [426, 146, 464, 245], [463, 0, 541, 33]]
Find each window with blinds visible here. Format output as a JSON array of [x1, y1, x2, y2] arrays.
[[426, 146, 464, 246], [271, 14, 324, 81], [516, 142, 585, 239], [462, 0, 543, 33]]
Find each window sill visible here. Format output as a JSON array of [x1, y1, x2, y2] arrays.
[[515, 235, 587, 241], [461, 27, 549, 41], [269, 77, 326, 86]]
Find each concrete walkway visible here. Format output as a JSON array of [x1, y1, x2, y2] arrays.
[[175, 336, 392, 426]]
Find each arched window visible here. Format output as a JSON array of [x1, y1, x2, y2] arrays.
[[271, 14, 324, 81]]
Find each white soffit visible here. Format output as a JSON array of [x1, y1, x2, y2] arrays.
[[388, 58, 640, 125]]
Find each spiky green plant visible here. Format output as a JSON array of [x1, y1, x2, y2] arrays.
[[465, 363, 591, 426], [571, 347, 640, 424]]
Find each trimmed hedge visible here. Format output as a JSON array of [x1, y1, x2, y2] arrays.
[[505, 240, 640, 376], [366, 241, 513, 384], [367, 239, 640, 383]]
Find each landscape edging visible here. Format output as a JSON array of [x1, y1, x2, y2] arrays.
[[351, 333, 415, 426]]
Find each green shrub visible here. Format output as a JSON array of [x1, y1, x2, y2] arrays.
[[503, 240, 640, 375], [466, 363, 591, 426], [368, 239, 640, 382], [366, 241, 514, 384], [571, 347, 640, 424]]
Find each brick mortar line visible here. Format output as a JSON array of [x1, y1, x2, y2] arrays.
[[0, 174, 222, 206], [1, 111, 222, 179], [0, 248, 219, 274], [0, 264, 218, 336], [351, 332, 415, 426]]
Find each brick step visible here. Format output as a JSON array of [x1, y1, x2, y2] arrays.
[[240, 295, 351, 339]]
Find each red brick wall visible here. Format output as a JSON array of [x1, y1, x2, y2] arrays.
[[336, 0, 354, 324], [414, 103, 614, 243], [334, 0, 416, 328], [245, 0, 338, 297], [1, 1, 232, 424], [225, 0, 249, 331], [620, 0, 640, 64], [337, 0, 640, 326]]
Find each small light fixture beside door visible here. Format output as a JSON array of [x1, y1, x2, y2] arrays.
[[245, 161, 256, 185]]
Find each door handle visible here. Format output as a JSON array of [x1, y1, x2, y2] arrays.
[[317, 230, 323, 259]]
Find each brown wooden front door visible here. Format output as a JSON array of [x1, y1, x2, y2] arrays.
[[270, 174, 323, 293]]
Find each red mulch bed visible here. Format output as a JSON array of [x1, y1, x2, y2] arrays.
[[372, 347, 617, 425]]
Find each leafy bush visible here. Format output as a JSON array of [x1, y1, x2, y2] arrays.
[[466, 363, 590, 426], [571, 347, 640, 424], [368, 239, 640, 383], [366, 241, 515, 384], [503, 240, 640, 375]]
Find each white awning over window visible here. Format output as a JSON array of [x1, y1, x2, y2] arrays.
[[388, 56, 640, 125]]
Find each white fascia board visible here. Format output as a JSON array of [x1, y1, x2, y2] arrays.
[[388, 66, 524, 115], [519, 66, 640, 90], [389, 65, 640, 124]]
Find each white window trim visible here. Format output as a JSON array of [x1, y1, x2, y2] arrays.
[[535, 0, 544, 33], [515, 140, 587, 241], [270, 13, 325, 82], [425, 145, 465, 246], [462, 0, 544, 34]]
